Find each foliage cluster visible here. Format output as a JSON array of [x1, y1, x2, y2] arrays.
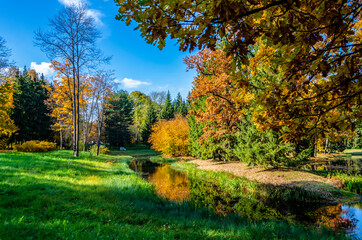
[[13, 140, 57, 152], [0, 150, 349, 239], [89, 144, 109, 155], [116, 0, 362, 166], [149, 116, 189, 157]]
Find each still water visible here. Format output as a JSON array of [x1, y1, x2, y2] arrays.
[[299, 154, 362, 174], [129, 159, 362, 239]]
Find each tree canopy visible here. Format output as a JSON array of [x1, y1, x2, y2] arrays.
[[115, 0, 362, 140]]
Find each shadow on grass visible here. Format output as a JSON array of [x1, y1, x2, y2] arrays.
[[0, 151, 348, 239]]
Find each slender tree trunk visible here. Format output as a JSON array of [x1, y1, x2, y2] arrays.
[[73, 64, 80, 157], [96, 116, 104, 156], [60, 127, 63, 150], [83, 122, 87, 152], [324, 138, 329, 154], [313, 141, 317, 157], [72, 69, 77, 157]]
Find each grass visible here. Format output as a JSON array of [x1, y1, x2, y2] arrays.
[[0, 150, 352, 239], [149, 156, 180, 164], [110, 149, 161, 157]]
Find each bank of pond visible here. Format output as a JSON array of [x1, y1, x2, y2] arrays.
[[129, 156, 362, 239]]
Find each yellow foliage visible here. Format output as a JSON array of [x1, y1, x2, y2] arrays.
[[149, 115, 189, 157], [0, 77, 17, 136], [14, 141, 57, 152]]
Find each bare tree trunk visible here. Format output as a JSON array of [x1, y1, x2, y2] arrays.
[[313, 142, 317, 157], [75, 66, 80, 157], [96, 116, 104, 156], [60, 127, 63, 150], [72, 70, 77, 157], [324, 138, 329, 154]]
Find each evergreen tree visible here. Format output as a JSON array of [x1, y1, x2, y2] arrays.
[[11, 68, 53, 142], [141, 101, 157, 143], [159, 91, 174, 120], [104, 91, 133, 148], [188, 97, 212, 159], [173, 92, 188, 116], [353, 122, 362, 148]]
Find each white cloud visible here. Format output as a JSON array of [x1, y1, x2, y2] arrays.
[[30, 62, 55, 78], [58, 0, 85, 6], [86, 9, 104, 26], [58, 0, 104, 26], [115, 78, 152, 89]]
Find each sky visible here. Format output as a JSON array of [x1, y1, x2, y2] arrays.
[[0, 0, 196, 98]]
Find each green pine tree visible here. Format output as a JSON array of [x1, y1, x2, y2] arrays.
[[141, 101, 157, 143], [104, 90, 133, 149], [159, 91, 174, 120], [11, 68, 53, 142]]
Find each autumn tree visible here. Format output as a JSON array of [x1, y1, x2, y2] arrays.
[[35, 3, 110, 157], [92, 71, 113, 156], [129, 91, 151, 142], [0, 38, 16, 145], [186, 49, 252, 160], [115, 0, 362, 141], [149, 115, 189, 157], [48, 77, 73, 150]]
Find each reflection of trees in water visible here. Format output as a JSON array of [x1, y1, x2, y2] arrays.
[[313, 204, 356, 232], [148, 165, 189, 202], [302, 158, 361, 174]]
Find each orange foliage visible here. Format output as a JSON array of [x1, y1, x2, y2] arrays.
[[185, 49, 252, 141], [149, 115, 189, 157]]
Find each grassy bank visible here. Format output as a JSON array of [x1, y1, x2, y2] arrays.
[[0, 151, 350, 239]]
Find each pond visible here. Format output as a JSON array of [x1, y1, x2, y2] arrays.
[[129, 159, 362, 239], [299, 154, 362, 174]]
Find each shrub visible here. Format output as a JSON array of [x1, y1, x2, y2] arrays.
[[89, 144, 109, 155], [14, 141, 57, 152], [149, 115, 189, 157]]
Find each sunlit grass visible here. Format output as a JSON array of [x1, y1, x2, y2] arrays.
[[0, 150, 350, 239]]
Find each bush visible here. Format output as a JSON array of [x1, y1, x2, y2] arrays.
[[149, 115, 189, 157], [89, 144, 109, 155], [14, 141, 57, 152]]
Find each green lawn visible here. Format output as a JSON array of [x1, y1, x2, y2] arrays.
[[0, 151, 350, 239]]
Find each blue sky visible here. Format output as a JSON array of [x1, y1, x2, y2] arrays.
[[0, 0, 196, 98]]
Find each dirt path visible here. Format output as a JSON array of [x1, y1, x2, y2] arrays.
[[188, 159, 345, 199]]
